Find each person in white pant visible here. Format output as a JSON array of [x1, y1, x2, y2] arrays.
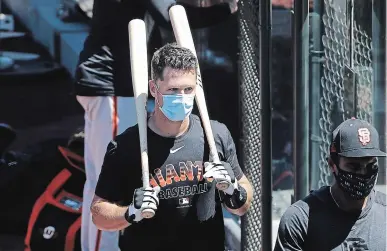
[[75, 96, 137, 251]]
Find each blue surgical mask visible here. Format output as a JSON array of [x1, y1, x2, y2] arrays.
[[157, 93, 195, 121]]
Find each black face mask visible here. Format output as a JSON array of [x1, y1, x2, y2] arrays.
[[334, 162, 378, 200]]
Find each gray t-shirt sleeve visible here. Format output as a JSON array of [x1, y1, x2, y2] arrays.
[[274, 202, 309, 251]]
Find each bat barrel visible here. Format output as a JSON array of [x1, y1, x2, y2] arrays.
[[128, 19, 151, 189], [169, 5, 221, 165]]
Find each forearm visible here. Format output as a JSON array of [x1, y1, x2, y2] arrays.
[[224, 176, 253, 216], [91, 199, 130, 231]]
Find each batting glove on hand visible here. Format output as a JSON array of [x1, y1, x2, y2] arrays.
[[127, 186, 160, 223], [203, 161, 238, 195]]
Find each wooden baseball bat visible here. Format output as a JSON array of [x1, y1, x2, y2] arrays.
[[128, 19, 155, 218], [169, 5, 229, 191]]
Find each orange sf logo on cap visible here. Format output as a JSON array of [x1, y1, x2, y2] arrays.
[[358, 128, 371, 146]]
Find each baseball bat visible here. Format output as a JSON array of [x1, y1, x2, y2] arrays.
[[128, 19, 155, 218], [169, 5, 229, 191]]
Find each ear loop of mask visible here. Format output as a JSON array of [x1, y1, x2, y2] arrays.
[[153, 82, 163, 109], [366, 160, 379, 173]]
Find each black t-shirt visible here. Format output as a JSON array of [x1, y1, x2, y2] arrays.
[[274, 186, 387, 251], [95, 115, 243, 251], [74, 0, 234, 97]]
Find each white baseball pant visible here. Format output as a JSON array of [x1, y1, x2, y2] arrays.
[[77, 96, 148, 251]]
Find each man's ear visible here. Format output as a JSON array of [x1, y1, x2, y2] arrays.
[[328, 157, 338, 174], [149, 80, 156, 98]]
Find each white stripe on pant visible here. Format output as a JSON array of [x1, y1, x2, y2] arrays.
[[77, 96, 138, 251]]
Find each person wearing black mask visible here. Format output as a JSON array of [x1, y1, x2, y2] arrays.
[[274, 118, 386, 251]]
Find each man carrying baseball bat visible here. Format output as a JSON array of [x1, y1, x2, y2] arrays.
[[90, 43, 253, 251], [75, 1, 239, 250]]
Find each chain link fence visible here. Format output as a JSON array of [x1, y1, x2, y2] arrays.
[[238, 0, 262, 250], [318, 0, 373, 187]]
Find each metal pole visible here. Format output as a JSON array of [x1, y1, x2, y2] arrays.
[[309, 0, 324, 190], [348, 0, 358, 117], [349, 0, 354, 69], [372, 0, 387, 181], [293, 0, 310, 201], [259, 0, 272, 249], [383, 0, 387, 176]]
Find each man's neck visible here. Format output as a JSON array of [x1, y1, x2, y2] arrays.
[[331, 183, 368, 212], [149, 111, 190, 138]]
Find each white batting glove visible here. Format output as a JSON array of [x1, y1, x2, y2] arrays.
[[126, 186, 160, 223], [203, 161, 238, 195]]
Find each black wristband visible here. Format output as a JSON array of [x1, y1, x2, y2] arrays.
[[124, 207, 135, 224], [219, 184, 247, 210]]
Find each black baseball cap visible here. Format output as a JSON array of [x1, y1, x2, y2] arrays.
[[330, 118, 386, 158]]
